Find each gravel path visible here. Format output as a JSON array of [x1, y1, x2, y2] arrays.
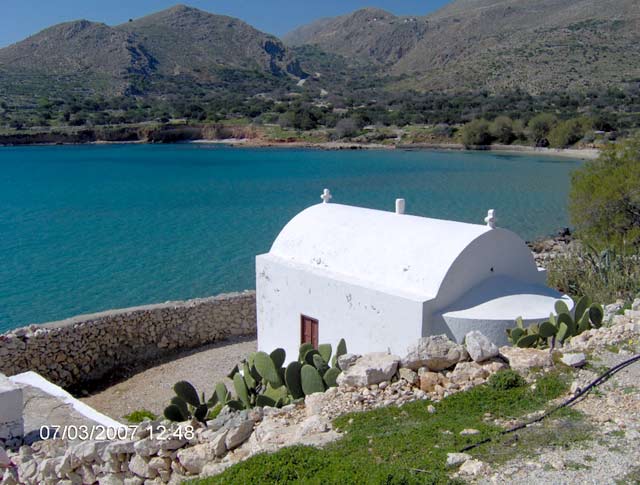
[[80, 337, 256, 421], [476, 348, 640, 484]]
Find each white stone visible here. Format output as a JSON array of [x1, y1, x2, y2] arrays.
[[446, 452, 471, 467], [560, 352, 587, 367], [336, 353, 400, 387], [337, 353, 360, 372], [499, 347, 554, 371], [224, 420, 254, 450], [128, 454, 155, 479], [464, 331, 499, 362], [305, 392, 328, 416], [460, 428, 480, 436], [257, 202, 571, 360], [0, 446, 11, 468], [177, 444, 212, 475], [459, 458, 489, 476], [403, 335, 468, 371]]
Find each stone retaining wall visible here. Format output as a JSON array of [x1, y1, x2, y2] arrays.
[[0, 292, 256, 388]]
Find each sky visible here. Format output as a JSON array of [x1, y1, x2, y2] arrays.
[[1, 0, 452, 48]]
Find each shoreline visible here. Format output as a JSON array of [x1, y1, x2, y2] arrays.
[[0, 135, 599, 160], [189, 139, 599, 159]]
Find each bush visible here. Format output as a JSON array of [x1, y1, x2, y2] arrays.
[[333, 118, 360, 139], [527, 113, 558, 146], [569, 135, 640, 250], [488, 370, 527, 391], [461, 119, 492, 146], [548, 118, 588, 148], [490, 116, 515, 144], [546, 244, 640, 303], [123, 409, 158, 424]]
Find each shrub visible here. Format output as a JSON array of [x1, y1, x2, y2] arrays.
[[569, 135, 640, 250], [333, 118, 360, 139], [123, 409, 158, 424], [527, 113, 558, 146], [546, 244, 640, 303], [490, 116, 515, 144], [488, 370, 526, 391], [461, 118, 492, 146], [548, 118, 588, 148]]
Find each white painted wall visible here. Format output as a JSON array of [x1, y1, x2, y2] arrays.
[[0, 374, 23, 441], [257, 255, 425, 359]]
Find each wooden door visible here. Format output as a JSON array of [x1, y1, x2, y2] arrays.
[[300, 315, 319, 349]]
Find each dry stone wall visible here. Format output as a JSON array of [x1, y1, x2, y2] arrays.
[[0, 292, 256, 388]]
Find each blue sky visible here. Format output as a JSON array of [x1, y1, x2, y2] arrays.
[[1, 1, 451, 48]]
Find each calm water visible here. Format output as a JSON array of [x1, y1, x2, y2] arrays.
[[0, 144, 580, 331]]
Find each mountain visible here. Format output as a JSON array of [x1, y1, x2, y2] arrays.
[[284, 8, 428, 66], [0, 5, 304, 98], [285, 0, 640, 93]]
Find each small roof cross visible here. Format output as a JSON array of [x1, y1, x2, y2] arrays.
[[320, 188, 332, 204], [484, 209, 497, 229]]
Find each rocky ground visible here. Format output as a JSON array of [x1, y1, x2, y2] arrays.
[[2, 302, 639, 484]]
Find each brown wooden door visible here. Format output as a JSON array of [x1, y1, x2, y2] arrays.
[[300, 315, 319, 349]]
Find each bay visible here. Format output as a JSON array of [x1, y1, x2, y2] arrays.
[[0, 144, 580, 331]]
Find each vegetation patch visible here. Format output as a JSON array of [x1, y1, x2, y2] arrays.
[[191, 372, 571, 484], [123, 409, 158, 424]]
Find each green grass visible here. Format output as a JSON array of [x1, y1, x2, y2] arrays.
[[191, 372, 573, 485], [616, 466, 640, 484]]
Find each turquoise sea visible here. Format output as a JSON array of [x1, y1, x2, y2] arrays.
[[0, 144, 581, 331]]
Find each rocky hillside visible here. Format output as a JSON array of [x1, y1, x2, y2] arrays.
[[0, 5, 304, 97], [285, 0, 640, 93]]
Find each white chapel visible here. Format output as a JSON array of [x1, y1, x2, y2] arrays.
[[256, 189, 572, 358]]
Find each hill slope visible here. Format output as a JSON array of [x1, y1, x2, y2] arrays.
[[0, 5, 303, 98], [285, 0, 640, 93]]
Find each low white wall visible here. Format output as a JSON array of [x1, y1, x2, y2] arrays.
[[0, 374, 23, 444], [0, 292, 256, 388]]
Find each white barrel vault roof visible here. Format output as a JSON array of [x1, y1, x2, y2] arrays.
[[267, 203, 514, 299]]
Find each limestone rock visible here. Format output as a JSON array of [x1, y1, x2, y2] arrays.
[[305, 392, 328, 416], [398, 368, 418, 386], [402, 335, 468, 371], [560, 352, 587, 367], [499, 346, 553, 371], [209, 430, 228, 458], [337, 353, 360, 372], [450, 361, 489, 383], [418, 370, 440, 392], [464, 331, 499, 362], [337, 353, 400, 387], [128, 454, 155, 479], [177, 443, 214, 475], [224, 420, 254, 450], [460, 428, 480, 436], [446, 452, 471, 467], [459, 458, 489, 476], [0, 447, 12, 467]]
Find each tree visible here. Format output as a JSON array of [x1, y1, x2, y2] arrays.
[[569, 135, 640, 251], [527, 113, 558, 146], [334, 118, 360, 139], [548, 118, 587, 148], [490, 116, 515, 144], [460, 119, 492, 147]]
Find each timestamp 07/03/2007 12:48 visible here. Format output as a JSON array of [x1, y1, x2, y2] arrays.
[[38, 424, 196, 442]]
